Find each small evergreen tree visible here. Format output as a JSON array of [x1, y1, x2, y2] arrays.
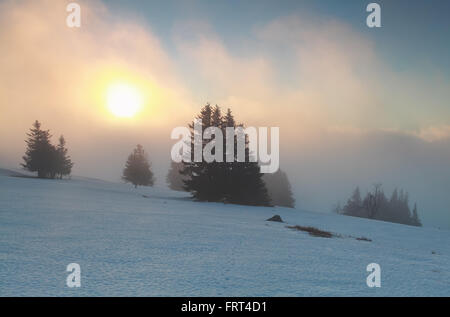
[[342, 187, 363, 217], [411, 203, 422, 227], [166, 161, 189, 191], [332, 202, 342, 214], [56, 135, 74, 179], [263, 169, 295, 208], [122, 145, 154, 188]]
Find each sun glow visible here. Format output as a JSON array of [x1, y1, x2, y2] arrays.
[[106, 83, 142, 118]]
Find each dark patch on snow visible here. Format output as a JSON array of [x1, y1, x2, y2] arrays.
[[284, 223, 372, 242], [356, 236, 372, 242], [266, 215, 283, 223], [286, 225, 335, 238]]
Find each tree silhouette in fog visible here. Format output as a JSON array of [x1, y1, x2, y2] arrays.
[[166, 161, 189, 191], [122, 144, 154, 188], [263, 169, 295, 208], [55, 135, 73, 179], [22, 120, 73, 179], [338, 185, 422, 226], [181, 104, 271, 206]]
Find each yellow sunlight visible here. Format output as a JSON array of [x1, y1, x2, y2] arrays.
[[106, 83, 143, 118]]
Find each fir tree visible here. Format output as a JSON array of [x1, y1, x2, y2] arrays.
[[412, 203, 422, 227], [122, 145, 154, 188], [262, 169, 295, 208], [166, 161, 189, 191], [342, 187, 363, 217], [220, 108, 270, 206], [56, 135, 74, 179], [332, 202, 342, 214], [22, 120, 57, 178], [182, 104, 215, 200]]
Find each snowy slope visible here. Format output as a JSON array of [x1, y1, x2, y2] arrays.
[[0, 172, 449, 296]]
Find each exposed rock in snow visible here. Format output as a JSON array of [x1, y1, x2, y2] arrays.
[[266, 215, 283, 222]]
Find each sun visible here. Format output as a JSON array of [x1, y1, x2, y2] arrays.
[[106, 83, 142, 118]]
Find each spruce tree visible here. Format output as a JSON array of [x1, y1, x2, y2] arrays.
[[166, 161, 189, 191], [122, 145, 154, 188], [182, 104, 214, 200], [22, 120, 57, 178], [220, 108, 270, 206], [56, 135, 74, 179], [342, 187, 363, 217], [263, 169, 295, 208], [411, 203, 422, 227], [207, 105, 227, 200]]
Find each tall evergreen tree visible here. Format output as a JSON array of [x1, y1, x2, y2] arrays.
[[221, 108, 270, 206], [182, 104, 215, 200], [122, 144, 154, 188], [22, 120, 57, 178]]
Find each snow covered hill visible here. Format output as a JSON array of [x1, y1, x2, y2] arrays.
[[0, 171, 449, 296]]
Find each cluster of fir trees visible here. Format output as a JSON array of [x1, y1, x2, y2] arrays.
[[336, 185, 422, 226], [177, 104, 271, 206], [22, 121, 73, 179]]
